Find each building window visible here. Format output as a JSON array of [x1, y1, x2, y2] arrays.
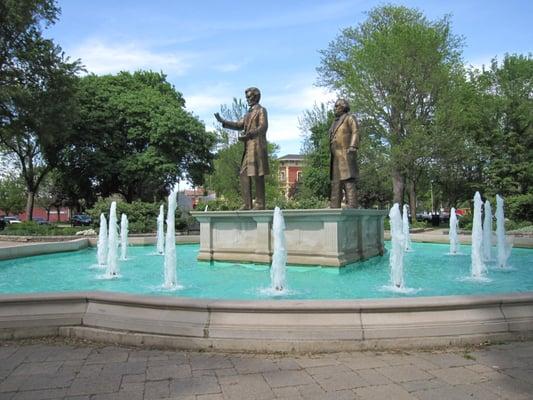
[[297, 171, 302, 182], [279, 171, 286, 182]]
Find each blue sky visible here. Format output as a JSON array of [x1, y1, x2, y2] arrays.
[[47, 0, 531, 160]]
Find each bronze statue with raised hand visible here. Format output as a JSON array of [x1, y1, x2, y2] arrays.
[[215, 87, 269, 210]]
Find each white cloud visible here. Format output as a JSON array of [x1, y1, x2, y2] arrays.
[[267, 85, 336, 111], [268, 113, 302, 142], [213, 63, 244, 73], [72, 38, 192, 75], [183, 82, 237, 116]]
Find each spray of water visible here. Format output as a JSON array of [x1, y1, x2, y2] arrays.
[[106, 202, 119, 277], [482, 200, 493, 262], [156, 205, 165, 255], [163, 189, 178, 288], [271, 207, 287, 291], [389, 203, 405, 288], [471, 192, 486, 278], [120, 213, 128, 261], [402, 204, 412, 252], [496, 194, 513, 268], [97, 213, 108, 266], [448, 207, 460, 255]]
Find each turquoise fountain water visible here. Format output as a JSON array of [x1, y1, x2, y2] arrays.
[[1, 242, 532, 300]]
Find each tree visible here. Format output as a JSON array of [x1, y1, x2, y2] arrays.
[[0, 174, 26, 216], [0, 0, 82, 220], [298, 104, 331, 201], [480, 55, 533, 197], [317, 5, 464, 208], [62, 71, 216, 203]]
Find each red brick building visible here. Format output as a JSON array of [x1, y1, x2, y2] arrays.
[[278, 154, 304, 199], [1, 207, 71, 222]]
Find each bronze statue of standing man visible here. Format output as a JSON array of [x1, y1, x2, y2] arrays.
[[214, 87, 269, 210], [329, 99, 360, 208]]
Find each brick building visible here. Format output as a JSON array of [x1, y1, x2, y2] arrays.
[[277, 154, 304, 199]]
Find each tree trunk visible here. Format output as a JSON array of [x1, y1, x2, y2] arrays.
[[408, 180, 417, 223], [56, 206, 61, 222], [391, 168, 405, 205], [25, 191, 35, 221]]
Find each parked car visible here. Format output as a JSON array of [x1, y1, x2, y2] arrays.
[[4, 216, 21, 224], [33, 217, 50, 225], [71, 214, 92, 226]]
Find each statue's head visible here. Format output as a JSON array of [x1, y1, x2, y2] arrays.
[[245, 87, 261, 106], [334, 99, 350, 117]]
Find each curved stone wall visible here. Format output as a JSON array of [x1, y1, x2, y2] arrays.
[[0, 291, 532, 352]]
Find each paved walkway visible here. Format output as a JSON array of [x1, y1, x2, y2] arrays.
[[0, 338, 532, 399]]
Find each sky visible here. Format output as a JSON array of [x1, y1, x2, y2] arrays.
[[46, 0, 532, 161]]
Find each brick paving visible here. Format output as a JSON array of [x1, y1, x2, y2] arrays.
[[0, 338, 532, 399]]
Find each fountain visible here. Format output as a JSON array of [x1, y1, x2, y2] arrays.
[[483, 200, 493, 262], [496, 194, 512, 268], [471, 192, 486, 278], [1, 203, 532, 352], [270, 207, 287, 292], [106, 202, 119, 277], [389, 203, 405, 288], [163, 189, 178, 288], [96, 213, 108, 266], [402, 204, 412, 252], [156, 205, 165, 255], [120, 213, 129, 261], [448, 207, 460, 255]]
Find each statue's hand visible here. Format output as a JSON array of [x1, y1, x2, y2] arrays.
[[238, 134, 248, 142], [214, 113, 223, 123], [348, 146, 357, 153]]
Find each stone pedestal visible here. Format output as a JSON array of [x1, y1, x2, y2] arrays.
[[190, 209, 387, 267]]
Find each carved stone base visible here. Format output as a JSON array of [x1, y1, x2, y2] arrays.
[[190, 209, 387, 267]]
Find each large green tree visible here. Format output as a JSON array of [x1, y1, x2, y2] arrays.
[[317, 5, 464, 210], [0, 0, 81, 220], [478, 55, 533, 197], [61, 71, 216, 203]]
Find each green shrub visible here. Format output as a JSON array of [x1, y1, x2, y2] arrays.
[[505, 193, 533, 223], [0, 222, 84, 236], [86, 198, 188, 233]]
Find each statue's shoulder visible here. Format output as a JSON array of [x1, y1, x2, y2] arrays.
[[347, 112, 358, 121]]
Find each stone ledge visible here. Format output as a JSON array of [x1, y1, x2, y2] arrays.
[[0, 291, 531, 352]]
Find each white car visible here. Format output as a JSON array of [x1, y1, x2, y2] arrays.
[[4, 216, 22, 224]]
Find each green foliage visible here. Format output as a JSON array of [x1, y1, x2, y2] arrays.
[[0, 0, 82, 219], [206, 143, 242, 203], [61, 71, 216, 204], [317, 5, 464, 204], [197, 195, 328, 211], [299, 104, 331, 200], [86, 198, 167, 233], [196, 198, 241, 211], [476, 55, 533, 198], [0, 222, 84, 236], [0, 174, 26, 215], [506, 193, 533, 222]]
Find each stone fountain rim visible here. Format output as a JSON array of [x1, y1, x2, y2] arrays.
[[1, 238, 532, 351]]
